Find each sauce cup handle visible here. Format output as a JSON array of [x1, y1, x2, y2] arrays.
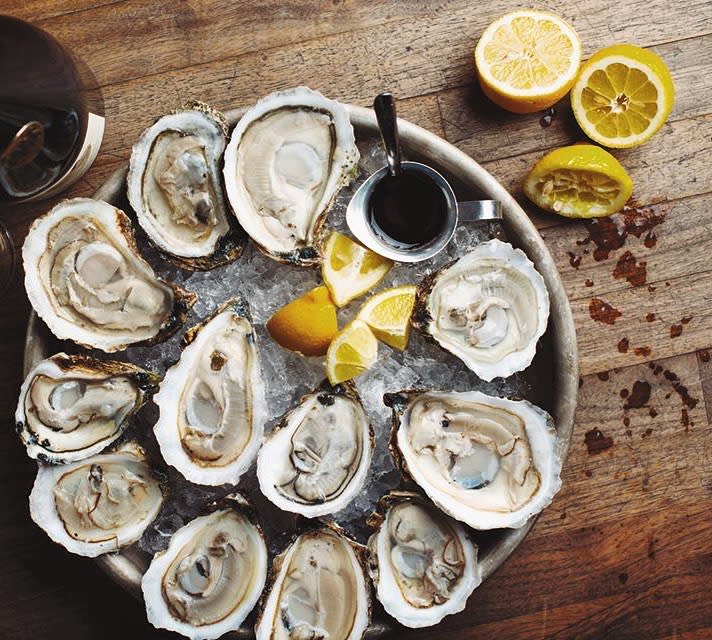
[[458, 200, 502, 222]]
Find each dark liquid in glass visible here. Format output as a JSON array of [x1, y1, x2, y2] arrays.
[[368, 169, 448, 250], [0, 16, 99, 201]]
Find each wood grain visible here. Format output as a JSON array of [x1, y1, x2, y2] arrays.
[[1, 0, 711, 639]]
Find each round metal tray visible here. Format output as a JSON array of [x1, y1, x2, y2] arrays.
[[24, 104, 579, 636]]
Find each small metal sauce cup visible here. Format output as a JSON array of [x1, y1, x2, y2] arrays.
[[346, 161, 501, 262], [346, 94, 501, 263]]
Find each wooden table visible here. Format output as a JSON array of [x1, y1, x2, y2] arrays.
[[2, 1, 711, 638]]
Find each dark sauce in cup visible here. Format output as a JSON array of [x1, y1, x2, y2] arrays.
[[368, 169, 448, 250]]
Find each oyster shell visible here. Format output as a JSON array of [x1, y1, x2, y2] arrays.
[[15, 352, 159, 464], [127, 102, 245, 270], [257, 380, 373, 518], [153, 298, 266, 486], [29, 442, 163, 557], [386, 390, 562, 530], [223, 87, 359, 265], [367, 491, 481, 628], [413, 239, 549, 381], [255, 526, 370, 640], [142, 500, 267, 640], [22, 197, 195, 352]]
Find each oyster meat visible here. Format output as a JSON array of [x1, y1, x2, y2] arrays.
[[414, 239, 549, 380], [255, 526, 370, 640], [128, 103, 244, 269], [223, 87, 359, 265], [153, 298, 266, 486], [22, 198, 195, 352], [15, 352, 159, 464], [257, 381, 373, 518], [29, 442, 163, 557], [142, 503, 267, 640], [367, 492, 481, 628], [388, 390, 562, 530]]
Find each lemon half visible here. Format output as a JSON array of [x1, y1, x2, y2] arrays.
[[571, 44, 675, 148], [524, 144, 633, 218], [475, 9, 581, 114]]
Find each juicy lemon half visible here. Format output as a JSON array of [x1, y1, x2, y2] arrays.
[[474, 9, 581, 114], [357, 285, 417, 351], [322, 231, 393, 307], [523, 144, 633, 218], [571, 44, 675, 148], [266, 286, 338, 356], [325, 319, 378, 385]]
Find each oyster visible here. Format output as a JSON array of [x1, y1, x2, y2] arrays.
[[15, 352, 159, 464], [255, 526, 370, 640], [257, 381, 372, 518], [142, 501, 267, 640], [367, 491, 481, 628], [223, 87, 359, 265], [127, 103, 244, 269], [29, 442, 163, 557], [413, 239, 549, 381], [153, 298, 266, 486], [387, 390, 562, 530], [22, 198, 195, 352]]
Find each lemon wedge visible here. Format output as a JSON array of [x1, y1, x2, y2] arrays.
[[266, 286, 338, 356], [357, 285, 417, 351], [570, 44, 675, 148], [474, 9, 581, 114], [523, 144, 633, 218], [325, 319, 378, 384], [322, 231, 392, 307]]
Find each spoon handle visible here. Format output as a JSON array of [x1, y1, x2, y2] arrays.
[[374, 93, 402, 177]]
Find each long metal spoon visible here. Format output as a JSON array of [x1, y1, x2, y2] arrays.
[[373, 93, 402, 177]]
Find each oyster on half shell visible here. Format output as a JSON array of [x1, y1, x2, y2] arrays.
[[15, 352, 159, 464], [153, 298, 266, 486], [413, 239, 550, 381], [223, 87, 359, 265], [29, 442, 163, 557], [387, 390, 562, 530], [22, 198, 195, 352], [255, 526, 370, 640], [257, 380, 373, 518], [142, 499, 268, 640], [367, 491, 481, 628], [127, 103, 245, 270]]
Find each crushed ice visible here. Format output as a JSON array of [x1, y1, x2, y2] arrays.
[[90, 137, 530, 554]]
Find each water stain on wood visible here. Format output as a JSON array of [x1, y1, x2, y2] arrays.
[[646, 363, 699, 428], [635, 346, 652, 357], [613, 250, 647, 286], [590, 298, 622, 324], [618, 337, 630, 353], [624, 380, 651, 409], [575, 205, 665, 261], [585, 429, 614, 454]]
